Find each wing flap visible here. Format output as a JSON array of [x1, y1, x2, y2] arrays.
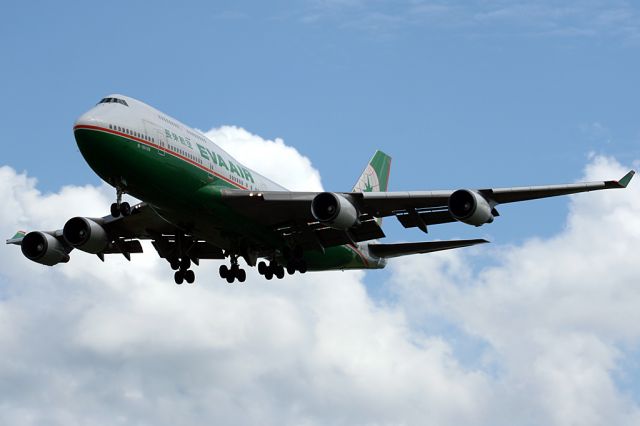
[[151, 238, 225, 260], [102, 240, 144, 255], [277, 218, 385, 250], [369, 239, 489, 259], [396, 209, 457, 230]]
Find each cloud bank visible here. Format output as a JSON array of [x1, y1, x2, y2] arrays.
[[0, 126, 639, 425], [203, 125, 323, 191]]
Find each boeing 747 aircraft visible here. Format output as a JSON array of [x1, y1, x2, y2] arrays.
[[7, 95, 635, 284]]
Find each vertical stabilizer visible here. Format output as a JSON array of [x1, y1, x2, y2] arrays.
[[353, 150, 391, 225], [352, 150, 392, 193]]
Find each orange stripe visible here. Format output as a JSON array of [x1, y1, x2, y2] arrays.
[[74, 124, 247, 190]]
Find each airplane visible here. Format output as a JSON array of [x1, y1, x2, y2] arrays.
[[6, 94, 635, 284]]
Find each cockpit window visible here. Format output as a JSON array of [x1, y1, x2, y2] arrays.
[[97, 97, 129, 107]]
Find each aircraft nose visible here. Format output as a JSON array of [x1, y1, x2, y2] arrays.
[[74, 107, 104, 129]]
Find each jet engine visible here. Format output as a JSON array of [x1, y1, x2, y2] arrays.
[[21, 231, 70, 266], [311, 192, 359, 230], [448, 189, 494, 226], [63, 217, 109, 254]]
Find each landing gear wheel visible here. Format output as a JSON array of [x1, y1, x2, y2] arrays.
[[226, 274, 235, 284], [180, 257, 191, 270], [265, 270, 274, 280], [185, 270, 195, 284], [258, 261, 267, 275], [174, 270, 184, 285], [110, 203, 120, 218], [170, 258, 180, 271], [286, 262, 296, 275], [219, 265, 228, 279], [237, 269, 246, 283], [298, 261, 308, 274], [275, 265, 285, 279], [119, 201, 131, 216]]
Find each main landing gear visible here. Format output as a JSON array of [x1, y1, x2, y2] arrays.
[[219, 256, 246, 283], [282, 245, 308, 277], [257, 260, 285, 280], [255, 246, 308, 281], [257, 259, 307, 280], [110, 187, 131, 217], [171, 256, 196, 285], [285, 258, 308, 275]]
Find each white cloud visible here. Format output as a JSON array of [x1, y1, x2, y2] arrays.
[[390, 155, 640, 425], [202, 125, 323, 191], [1, 136, 639, 425]]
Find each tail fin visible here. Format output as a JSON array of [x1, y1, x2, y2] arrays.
[[352, 150, 392, 193], [353, 150, 391, 226]]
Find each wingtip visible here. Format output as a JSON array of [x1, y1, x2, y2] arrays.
[[618, 170, 635, 188]]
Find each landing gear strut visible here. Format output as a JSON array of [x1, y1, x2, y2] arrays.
[[110, 187, 131, 217], [219, 256, 246, 283], [168, 236, 197, 285]]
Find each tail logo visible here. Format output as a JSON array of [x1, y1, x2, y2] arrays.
[[353, 165, 380, 193]]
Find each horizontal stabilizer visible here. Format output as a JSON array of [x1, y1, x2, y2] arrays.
[[6, 230, 26, 245], [368, 239, 489, 259]]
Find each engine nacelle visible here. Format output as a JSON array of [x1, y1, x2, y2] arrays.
[[21, 231, 70, 266], [311, 192, 359, 230], [63, 217, 109, 254], [448, 189, 494, 226]]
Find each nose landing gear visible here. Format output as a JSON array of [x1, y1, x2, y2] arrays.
[[110, 187, 131, 217]]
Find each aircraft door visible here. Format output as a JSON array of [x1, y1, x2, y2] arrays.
[[144, 120, 166, 156]]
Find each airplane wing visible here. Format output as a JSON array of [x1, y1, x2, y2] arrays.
[[219, 170, 635, 243], [6, 203, 225, 262], [368, 239, 489, 259], [356, 169, 635, 214]]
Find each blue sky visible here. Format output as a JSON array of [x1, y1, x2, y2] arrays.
[[2, 2, 640, 425], [2, 0, 639, 242]]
